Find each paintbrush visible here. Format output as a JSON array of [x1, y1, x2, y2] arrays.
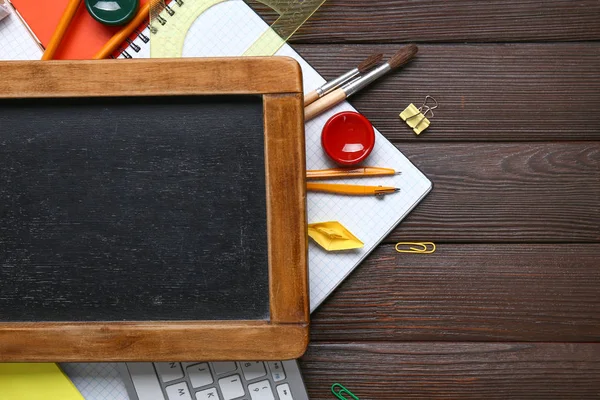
[[304, 53, 384, 106], [304, 44, 418, 121]]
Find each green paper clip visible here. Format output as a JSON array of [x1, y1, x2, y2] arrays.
[[332, 383, 360, 400]]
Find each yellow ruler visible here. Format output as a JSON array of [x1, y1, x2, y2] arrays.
[[149, 0, 326, 57]]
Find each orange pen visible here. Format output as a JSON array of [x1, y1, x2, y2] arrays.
[[307, 183, 400, 197], [306, 167, 398, 180]]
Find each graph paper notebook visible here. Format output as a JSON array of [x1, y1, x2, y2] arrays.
[[115, 0, 432, 311], [0, 2, 41, 60]]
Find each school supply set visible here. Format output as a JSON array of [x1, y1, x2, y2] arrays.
[[305, 44, 418, 120], [0, 2, 433, 398], [6, 0, 151, 59], [303, 46, 419, 249], [41, 0, 150, 60], [5, 0, 432, 317], [303, 45, 419, 208]]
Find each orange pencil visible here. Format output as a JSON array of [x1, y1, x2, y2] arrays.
[[306, 167, 398, 180], [41, 0, 82, 60], [93, 2, 150, 59], [307, 183, 400, 197]]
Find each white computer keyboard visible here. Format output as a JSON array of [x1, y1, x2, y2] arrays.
[[120, 360, 309, 400]]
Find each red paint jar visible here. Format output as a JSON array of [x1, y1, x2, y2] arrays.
[[321, 111, 375, 166]]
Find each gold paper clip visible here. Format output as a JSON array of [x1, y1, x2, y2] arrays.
[[400, 95, 439, 135], [395, 242, 436, 254], [332, 383, 360, 400]]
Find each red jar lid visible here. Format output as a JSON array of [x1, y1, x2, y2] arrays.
[[321, 111, 375, 166]]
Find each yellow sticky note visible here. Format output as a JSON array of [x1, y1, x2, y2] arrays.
[[0, 363, 84, 400], [308, 221, 364, 251], [400, 104, 430, 135]]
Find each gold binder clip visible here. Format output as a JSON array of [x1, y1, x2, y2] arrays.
[[395, 242, 436, 254], [400, 95, 439, 135]]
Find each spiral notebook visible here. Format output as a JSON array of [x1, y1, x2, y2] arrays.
[[114, 0, 432, 312]]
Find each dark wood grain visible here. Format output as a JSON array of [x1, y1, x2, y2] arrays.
[[284, 0, 600, 43], [294, 43, 600, 141], [300, 342, 600, 399], [384, 142, 600, 242], [310, 244, 600, 341]]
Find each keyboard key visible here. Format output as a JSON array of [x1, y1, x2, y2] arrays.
[[212, 362, 237, 375], [127, 363, 166, 400], [267, 362, 285, 382], [188, 363, 213, 388], [166, 382, 192, 400], [218, 374, 245, 400], [240, 362, 266, 381], [248, 380, 274, 400], [155, 362, 184, 383], [196, 387, 221, 400], [276, 384, 294, 400]]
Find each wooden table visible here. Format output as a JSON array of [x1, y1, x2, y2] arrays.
[[291, 1, 600, 398]]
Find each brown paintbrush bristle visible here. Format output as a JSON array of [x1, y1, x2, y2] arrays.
[[357, 53, 384, 73], [387, 44, 418, 69]]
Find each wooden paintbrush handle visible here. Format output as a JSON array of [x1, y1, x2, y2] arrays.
[[304, 90, 320, 106], [304, 88, 347, 121]]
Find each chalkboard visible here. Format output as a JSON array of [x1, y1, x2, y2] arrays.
[[0, 58, 307, 362], [0, 95, 270, 322]]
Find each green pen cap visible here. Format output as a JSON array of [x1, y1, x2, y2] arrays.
[[85, 0, 140, 26]]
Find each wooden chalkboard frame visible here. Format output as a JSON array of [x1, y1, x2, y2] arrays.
[[0, 58, 308, 362]]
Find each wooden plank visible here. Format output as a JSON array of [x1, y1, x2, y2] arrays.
[[384, 142, 600, 242], [0, 58, 303, 98], [300, 342, 600, 399], [310, 244, 600, 341], [0, 321, 308, 362], [294, 43, 600, 141], [285, 0, 600, 43], [264, 94, 309, 324]]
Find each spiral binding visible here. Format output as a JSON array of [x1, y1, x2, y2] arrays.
[[114, 0, 185, 59]]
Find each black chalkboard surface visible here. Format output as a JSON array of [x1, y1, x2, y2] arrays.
[[0, 96, 269, 322]]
